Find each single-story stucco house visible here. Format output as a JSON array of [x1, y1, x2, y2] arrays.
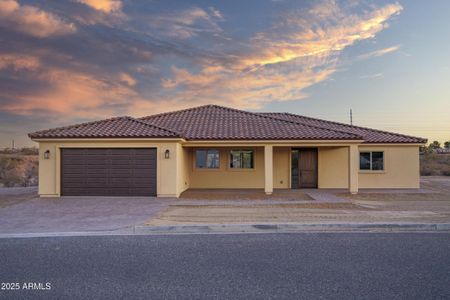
[[29, 104, 427, 197]]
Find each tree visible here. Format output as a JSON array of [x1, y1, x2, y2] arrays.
[[428, 141, 441, 150], [445, 141, 450, 149]]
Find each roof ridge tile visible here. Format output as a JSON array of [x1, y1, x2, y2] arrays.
[[124, 116, 181, 136]]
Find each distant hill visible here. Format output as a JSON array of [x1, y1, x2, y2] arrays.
[[0, 148, 38, 187]]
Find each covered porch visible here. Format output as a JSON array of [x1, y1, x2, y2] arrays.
[[179, 143, 360, 196]]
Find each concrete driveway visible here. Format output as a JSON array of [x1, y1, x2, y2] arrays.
[[0, 196, 173, 235]]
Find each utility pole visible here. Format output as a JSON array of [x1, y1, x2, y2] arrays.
[[350, 109, 353, 125], [12, 139, 15, 149]]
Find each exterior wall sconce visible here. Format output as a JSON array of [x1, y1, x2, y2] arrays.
[[44, 150, 50, 159], [164, 149, 170, 159]]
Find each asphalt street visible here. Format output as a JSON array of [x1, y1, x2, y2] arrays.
[[0, 233, 449, 299]]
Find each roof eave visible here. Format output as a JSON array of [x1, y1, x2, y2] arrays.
[[30, 137, 186, 142]]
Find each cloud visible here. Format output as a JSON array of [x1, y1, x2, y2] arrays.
[[243, 2, 403, 67], [358, 45, 401, 60], [0, 0, 76, 38], [0, 0, 405, 137], [148, 7, 224, 39], [0, 54, 41, 71], [156, 1, 403, 110], [76, 0, 122, 13], [119, 72, 137, 87], [359, 73, 383, 79], [0, 53, 137, 119]]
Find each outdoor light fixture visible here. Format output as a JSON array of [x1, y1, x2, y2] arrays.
[[164, 149, 170, 159], [44, 150, 50, 159]]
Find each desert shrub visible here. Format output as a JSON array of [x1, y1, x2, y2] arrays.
[[20, 147, 38, 155], [420, 166, 434, 176], [420, 153, 450, 176], [0, 155, 38, 187], [2, 169, 22, 187], [442, 165, 450, 176]]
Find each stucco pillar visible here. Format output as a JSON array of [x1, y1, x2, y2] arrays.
[[349, 144, 359, 194], [264, 145, 273, 195]]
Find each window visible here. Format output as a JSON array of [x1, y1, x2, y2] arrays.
[[230, 150, 254, 169], [360, 152, 384, 171], [195, 149, 220, 169]]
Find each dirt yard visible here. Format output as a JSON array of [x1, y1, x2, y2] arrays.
[[0, 187, 37, 208], [147, 177, 450, 226]]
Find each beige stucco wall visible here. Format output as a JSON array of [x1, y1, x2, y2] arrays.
[[176, 144, 190, 195], [358, 145, 420, 188], [36, 140, 421, 198], [187, 146, 290, 189], [37, 140, 181, 197], [318, 146, 349, 189], [317, 145, 420, 189], [189, 147, 265, 189], [273, 147, 290, 189]]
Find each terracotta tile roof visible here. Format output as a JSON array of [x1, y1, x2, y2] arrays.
[[29, 104, 427, 143], [139, 105, 362, 140], [28, 116, 179, 139], [261, 112, 427, 144]]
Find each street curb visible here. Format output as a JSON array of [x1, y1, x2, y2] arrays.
[[0, 228, 134, 239], [133, 223, 450, 234], [1, 223, 449, 238]]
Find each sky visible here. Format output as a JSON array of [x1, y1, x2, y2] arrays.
[[0, 0, 449, 147]]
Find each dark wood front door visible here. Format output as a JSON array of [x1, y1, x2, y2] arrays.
[[291, 148, 318, 189]]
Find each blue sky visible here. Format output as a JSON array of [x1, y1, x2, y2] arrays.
[[0, 0, 449, 147]]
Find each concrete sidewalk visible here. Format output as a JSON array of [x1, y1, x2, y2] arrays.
[[135, 222, 450, 234]]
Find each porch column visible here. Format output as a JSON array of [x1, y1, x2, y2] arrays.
[[349, 144, 359, 194], [264, 145, 273, 195]]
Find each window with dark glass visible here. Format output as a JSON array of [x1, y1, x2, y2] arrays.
[[230, 150, 254, 169], [360, 152, 384, 171], [195, 150, 220, 169]]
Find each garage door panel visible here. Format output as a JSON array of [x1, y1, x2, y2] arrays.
[[132, 164, 157, 170], [61, 148, 157, 196], [132, 179, 155, 186], [84, 156, 109, 162], [84, 160, 109, 167], [109, 169, 132, 175], [110, 159, 132, 165], [62, 167, 85, 174], [133, 148, 155, 155], [84, 170, 109, 176], [132, 170, 156, 177]]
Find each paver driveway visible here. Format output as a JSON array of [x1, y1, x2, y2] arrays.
[[0, 196, 173, 234]]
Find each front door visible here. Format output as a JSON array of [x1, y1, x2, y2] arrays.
[[291, 148, 318, 189]]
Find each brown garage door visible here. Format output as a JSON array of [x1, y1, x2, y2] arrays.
[[61, 148, 157, 196]]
